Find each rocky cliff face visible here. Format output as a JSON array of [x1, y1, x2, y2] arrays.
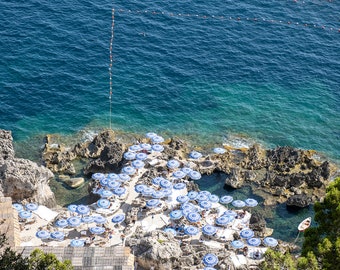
[[0, 130, 56, 207]]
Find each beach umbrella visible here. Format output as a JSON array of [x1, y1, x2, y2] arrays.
[[209, 194, 220, 203], [180, 203, 196, 211], [142, 187, 155, 197], [152, 190, 164, 199], [232, 200, 246, 208], [240, 229, 255, 239], [93, 215, 107, 225], [173, 182, 186, 190], [199, 200, 212, 210], [152, 176, 165, 186], [187, 191, 198, 200], [245, 198, 258, 207], [107, 180, 120, 190], [181, 167, 193, 175], [118, 173, 131, 182], [151, 144, 164, 152], [135, 184, 147, 193], [111, 213, 125, 224], [113, 187, 127, 197], [213, 147, 226, 154], [97, 198, 110, 209], [160, 179, 172, 189], [92, 172, 105, 181], [182, 208, 192, 216], [163, 227, 177, 236], [199, 191, 211, 197], [124, 151, 136, 160], [202, 253, 218, 267], [215, 215, 233, 226], [146, 132, 158, 139], [132, 160, 145, 169], [176, 195, 190, 204], [129, 144, 142, 152], [19, 210, 32, 220], [204, 268, 217, 270], [67, 216, 82, 227], [169, 209, 183, 220], [26, 203, 38, 211], [90, 226, 105, 235], [196, 193, 209, 201], [189, 151, 203, 159], [172, 170, 186, 179], [12, 203, 23, 212], [136, 152, 148, 160], [188, 171, 201, 180], [231, 240, 245, 249], [107, 173, 119, 181], [81, 215, 94, 224], [202, 224, 217, 236], [223, 210, 238, 217], [50, 231, 65, 241], [36, 230, 50, 240], [55, 219, 68, 229], [146, 199, 160, 208], [100, 178, 109, 186], [70, 239, 85, 247], [186, 212, 201, 223], [99, 189, 114, 198], [167, 159, 180, 169], [184, 225, 199, 236], [122, 166, 136, 175], [264, 237, 278, 247], [67, 204, 77, 213], [219, 195, 233, 205], [139, 143, 152, 151], [247, 237, 261, 247], [161, 188, 172, 197], [76, 205, 90, 216], [151, 135, 164, 144]]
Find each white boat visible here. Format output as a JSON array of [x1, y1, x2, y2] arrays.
[[298, 217, 311, 232]]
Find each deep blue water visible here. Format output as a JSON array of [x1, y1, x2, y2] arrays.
[[0, 0, 339, 242]]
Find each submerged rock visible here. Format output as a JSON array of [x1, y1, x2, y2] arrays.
[[286, 194, 312, 208]]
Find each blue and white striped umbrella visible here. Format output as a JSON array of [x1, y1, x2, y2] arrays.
[[173, 182, 186, 190], [180, 203, 196, 211], [136, 152, 148, 160], [152, 177, 165, 186], [81, 215, 94, 224], [169, 210, 183, 220], [199, 200, 212, 210], [231, 240, 245, 249], [245, 198, 258, 207], [129, 144, 142, 152], [263, 237, 278, 247], [181, 208, 192, 216], [202, 253, 218, 267], [97, 198, 110, 209], [93, 215, 107, 224], [122, 166, 136, 175], [215, 215, 233, 226], [167, 159, 180, 169], [124, 151, 136, 160], [118, 173, 131, 182], [67, 204, 77, 212], [146, 132, 158, 139], [195, 193, 209, 201], [99, 189, 114, 198], [187, 191, 198, 200], [181, 167, 193, 175], [19, 210, 32, 219], [113, 187, 127, 196], [209, 194, 220, 203], [107, 180, 120, 190], [50, 231, 65, 240], [36, 230, 50, 239], [164, 227, 177, 236], [232, 200, 246, 208], [142, 187, 154, 197], [151, 135, 164, 144], [152, 190, 164, 199], [184, 225, 199, 236], [13, 203, 23, 212], [189, 151, 203, 159], [202, 224, 217, 236], [213, 147, 226, 154], [26, 203, 38, 211], [220, 195, 233, 205], [151, 144, 164, 152], [172, 170, 186, 179], [70, 239, 85, 247], [55, 219, 68, 228], [139, 143, 152, 151], [100, 178, 109, 186], [223, 210, 238, 217], [240, 229, 255, 239], [135, 184, 147, 193], [132, 160, 145, 169], [67, 217, 82, 227], [160, 179, 172, 189], [247, 238, 261, 247], [186, 212, 201, 223], [176, 195, 190, 204], [76, 204, 90, 215], [107, 173, 119, 181], [146, 199, 160, 208], [188, 170, 201, 180], [199, 191, 211, 197], [111, 213, 125, 224], [204, 267, 217, 270], [90, 226, 105, 235], [92, 173, 105, 181], [161, 188, 172, 197]]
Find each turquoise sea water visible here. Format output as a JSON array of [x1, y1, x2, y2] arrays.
[[1, 0, 339, 242]]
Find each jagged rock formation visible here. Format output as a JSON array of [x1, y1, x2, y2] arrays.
[[0, 130, 56, 207]]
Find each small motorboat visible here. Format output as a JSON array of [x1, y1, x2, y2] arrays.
[[298, 217, 311, 232]]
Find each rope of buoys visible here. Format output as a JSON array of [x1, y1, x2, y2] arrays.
[[109, 8, 114, 129]]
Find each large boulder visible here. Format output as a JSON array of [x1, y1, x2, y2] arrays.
[[286, 194, 312, 208]]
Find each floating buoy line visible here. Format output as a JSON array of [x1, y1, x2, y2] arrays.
[[109, 8, 114, 129]]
